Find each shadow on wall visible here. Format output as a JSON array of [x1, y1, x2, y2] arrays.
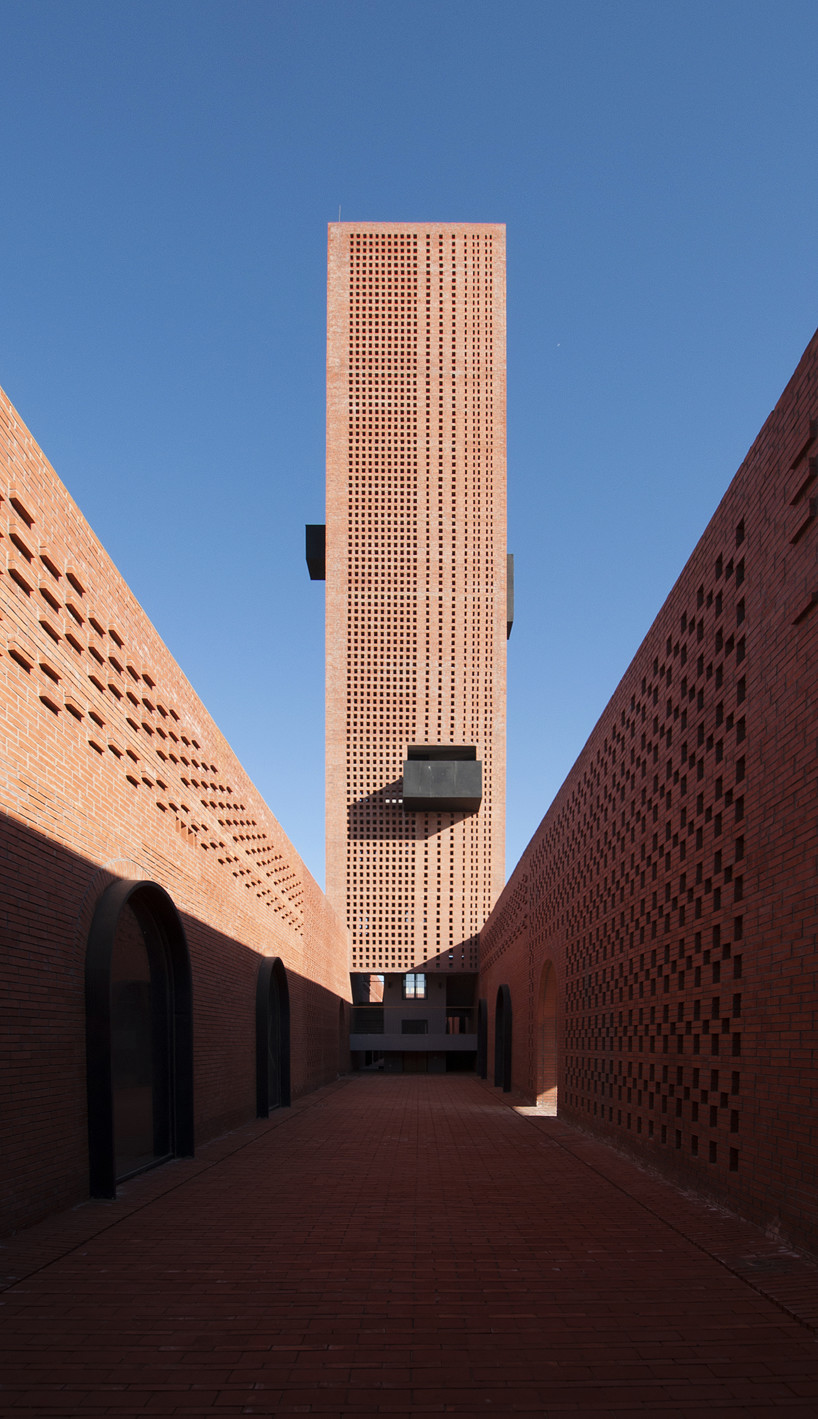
[[414, 936, 481, 971], [350, 935, 480, 975], [0, 809, 350, 1234], [348, 780, 472, 841]]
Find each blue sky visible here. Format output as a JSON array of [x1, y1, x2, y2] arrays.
[[2, 0, 817, 888]]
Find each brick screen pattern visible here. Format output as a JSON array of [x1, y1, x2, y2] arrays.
[[0, 387, 350, 1233], [480, 331, 818, 1257], [325, 223, 507, 975]]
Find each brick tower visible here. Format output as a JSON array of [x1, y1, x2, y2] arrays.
[[318, 221, 508, 1069]]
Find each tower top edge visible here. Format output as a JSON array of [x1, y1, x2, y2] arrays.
[[328, 221, 505, 235]]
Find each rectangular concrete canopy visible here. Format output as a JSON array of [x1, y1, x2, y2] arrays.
[[402, 747, 482, 811]]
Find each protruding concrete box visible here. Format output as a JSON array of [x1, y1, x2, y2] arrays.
[[402, 746, 482, 812], [305, 524, 326, 580]]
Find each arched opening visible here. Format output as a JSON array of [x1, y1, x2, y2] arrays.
[[494, 984, 512, 1093], [338, 999, 349, 1076], [476, 998, 488, 1078], [256, 957, 291, 1115], [85, 880, 194, 1198], [536, 960, 558, 1111]]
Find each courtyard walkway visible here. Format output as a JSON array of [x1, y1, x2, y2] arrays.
[[3, 1074, 818, 1417]]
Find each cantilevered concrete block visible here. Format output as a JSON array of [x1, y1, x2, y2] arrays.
[[402, 746, 482, 812]]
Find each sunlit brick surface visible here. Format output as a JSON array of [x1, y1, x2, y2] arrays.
[[326, 223, 507, 973], [4, 1075, 818, 1415]]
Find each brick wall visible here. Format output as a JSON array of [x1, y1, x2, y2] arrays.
[[480, 330, 818, 1256], [325, 223, 507, 977], [0, 387, 350, 1234]]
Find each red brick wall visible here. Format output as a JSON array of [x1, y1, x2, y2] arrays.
[[325, 222, 507, 976], [0, 387, 350, 1234], [481, 331, 818, 1256]]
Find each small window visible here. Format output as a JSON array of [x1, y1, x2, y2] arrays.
[[403, 972, 426, 999]]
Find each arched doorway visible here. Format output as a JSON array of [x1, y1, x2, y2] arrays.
[[494, 984, 512, 1092], [536, 960, 558, 1111], [85, 880, 194, 1198], [256, 957, 291, 1115], [338, 999, 350, 1076], [476, 998, 488, 1079]]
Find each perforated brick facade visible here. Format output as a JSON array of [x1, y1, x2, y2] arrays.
[[480, 330, 818, 1256], [0, 388, 350, 1233], [325, 222, 507, 975]]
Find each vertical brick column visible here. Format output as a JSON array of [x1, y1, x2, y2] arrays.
[[325, 223, 507, 976]]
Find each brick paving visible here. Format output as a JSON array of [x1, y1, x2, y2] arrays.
[[3, 1074, 818, 1416]]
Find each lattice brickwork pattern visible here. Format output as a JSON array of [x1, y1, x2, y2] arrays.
[[479, 331, 818, 1256], [534, 526, 748, 1164], [0, 461, 305, 930], [326, 223, 507, 973]]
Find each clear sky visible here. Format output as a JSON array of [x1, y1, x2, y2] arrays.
[[2, 0, 817, 888]]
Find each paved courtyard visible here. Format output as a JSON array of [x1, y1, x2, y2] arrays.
[[3, 1074, 818, 1416]]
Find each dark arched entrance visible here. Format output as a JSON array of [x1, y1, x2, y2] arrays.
[[85, 879, 194, 1198], [494, 984, 512, 1092], [476, 998, 488, 1079], [338, 998, 349, 1076], [256, 957, 291, 1115], [536, 960, 558, 1109]]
